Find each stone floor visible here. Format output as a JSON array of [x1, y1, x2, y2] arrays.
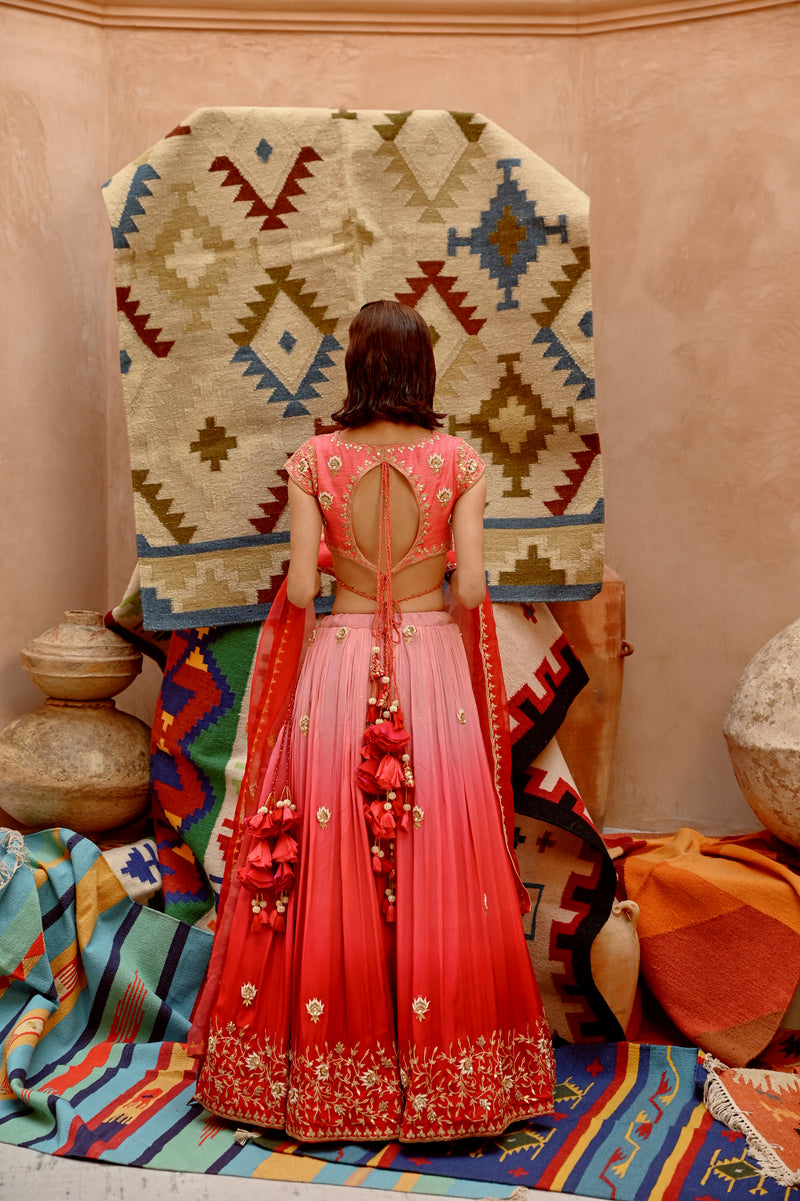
[[0, 1143, 591, 1201]]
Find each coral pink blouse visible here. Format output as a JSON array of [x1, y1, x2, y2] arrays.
[[285, 432, 485, 574]]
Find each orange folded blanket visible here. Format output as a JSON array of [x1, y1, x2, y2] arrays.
[[617, 828, 800, 1066]]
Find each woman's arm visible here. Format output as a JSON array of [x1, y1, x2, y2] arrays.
[[286, 478, 323, 608], [449, 475, 487, 609]]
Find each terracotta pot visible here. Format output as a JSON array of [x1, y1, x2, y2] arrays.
[[21, 609, 141, 701], [0, 698, 151, 834], [590, 899, 641, 1033]]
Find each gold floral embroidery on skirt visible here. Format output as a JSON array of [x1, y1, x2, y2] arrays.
[[197, 1018, 553, 1142], [399, 1019, 555, 1141]]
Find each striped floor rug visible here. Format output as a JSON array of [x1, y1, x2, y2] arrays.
[[0, 829, 791, 1199]]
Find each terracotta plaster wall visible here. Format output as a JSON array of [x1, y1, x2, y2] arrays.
[[2, 4, 799, 831], [0, 8, 112, 720], [583, 9, 800, 830]]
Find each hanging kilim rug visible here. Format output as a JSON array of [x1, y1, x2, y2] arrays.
[[2, 830, 797, 1200], [103, 107, 603, 630]]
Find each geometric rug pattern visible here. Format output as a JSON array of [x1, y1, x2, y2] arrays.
[[103, 107, 603, 629], [149, 623, 260, 926], [0, 837, 790, 1201]]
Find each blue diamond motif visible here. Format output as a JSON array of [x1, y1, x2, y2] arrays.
[[256, 139, 273, 163], [232, 333, 342, 418], [579, 311, 593, 338], [448, 159, 568, 311], [279, 329, 297, 354]]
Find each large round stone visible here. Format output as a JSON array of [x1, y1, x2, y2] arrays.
[[724, 617, 800, 847]]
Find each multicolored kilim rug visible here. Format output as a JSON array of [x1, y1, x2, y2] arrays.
[[103, 107, 603, 630], [1, 829, 795, 1200], [614, 828, 800, 1067], [150, 621, 260, 925]]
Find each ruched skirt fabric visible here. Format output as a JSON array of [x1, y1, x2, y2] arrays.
[[195, 611, 555, 1142]]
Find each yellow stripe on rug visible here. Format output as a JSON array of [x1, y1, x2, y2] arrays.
[[550, 1042, 641, 1190]]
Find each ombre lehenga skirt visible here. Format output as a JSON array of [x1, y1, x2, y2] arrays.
[[195, 611, 555, 1142]]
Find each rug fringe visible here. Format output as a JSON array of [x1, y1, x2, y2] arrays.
[[703, 1056, 800, 1188], [0, 828, 28, 891]]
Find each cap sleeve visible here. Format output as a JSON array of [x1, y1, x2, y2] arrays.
[[285, 438, 318, 496], [455, 439, 486, 497]]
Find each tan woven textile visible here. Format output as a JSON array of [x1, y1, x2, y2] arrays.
[[103, 107, 603, 628]]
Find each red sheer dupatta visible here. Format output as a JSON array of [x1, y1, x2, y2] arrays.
[[187, 579, 315, 1057], [447, 578, 531, 917]]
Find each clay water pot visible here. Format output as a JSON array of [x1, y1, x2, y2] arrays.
[[590, 899, 641, 1034], [20, 609, 141, 700], [0, 611, 150, 834], [0, 699, 151, 833]]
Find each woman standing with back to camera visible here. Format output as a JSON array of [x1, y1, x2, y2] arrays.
[[190, 299, 555, 1142]]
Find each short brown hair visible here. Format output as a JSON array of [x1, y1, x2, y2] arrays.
[[331, 300, 445, 430]]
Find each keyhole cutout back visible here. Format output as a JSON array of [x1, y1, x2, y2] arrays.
[[351, 463, 419, 571]]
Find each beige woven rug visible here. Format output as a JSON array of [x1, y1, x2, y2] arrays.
[[103, 107, 603, 628]]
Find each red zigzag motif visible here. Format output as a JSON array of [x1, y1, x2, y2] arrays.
[[544, 434, 600, 517], [249, 469, 289, 534], [396, 261, 486, 334], [116, 286, 175, 358], [507, 634, 575, 736], [209, 147, 322, 231]]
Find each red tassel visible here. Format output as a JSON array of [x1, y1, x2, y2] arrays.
[[272, 833, 298, 863], [246, 840, 273, 869], [238, 863, 273, 890], [386, 904, 396, 923], [273, 862, 295, 887]]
